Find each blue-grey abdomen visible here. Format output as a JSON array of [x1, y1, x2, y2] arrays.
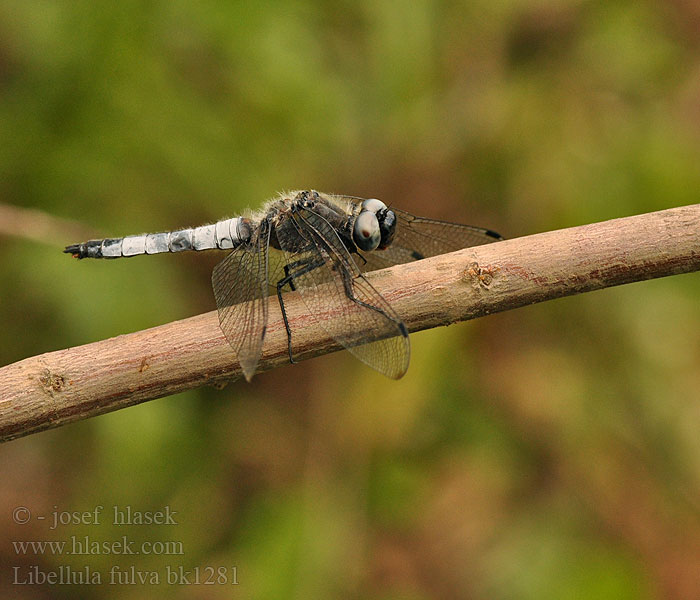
[[64, 217, 251, 259]]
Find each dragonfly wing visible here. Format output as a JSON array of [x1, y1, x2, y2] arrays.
[[212, 220, 271, 381], [360, 207, 503, 272]]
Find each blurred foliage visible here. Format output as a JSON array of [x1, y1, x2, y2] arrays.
[[1, 0, 700, 598]]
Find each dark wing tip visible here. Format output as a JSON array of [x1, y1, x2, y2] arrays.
[[484, 229, 504, 241]]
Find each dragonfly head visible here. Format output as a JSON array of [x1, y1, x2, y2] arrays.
[[357, 198, 396, 251]]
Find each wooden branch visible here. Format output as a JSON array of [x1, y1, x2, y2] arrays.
[[1, 204, 699, 443]]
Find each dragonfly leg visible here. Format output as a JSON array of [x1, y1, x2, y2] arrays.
[[281, 258, 313, 292], [340, 271, 408, 337], [283, 264, 296, 291], [276, 257, 326, 363]]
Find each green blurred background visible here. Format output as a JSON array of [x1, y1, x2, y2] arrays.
[[1, 1, 699, 598]]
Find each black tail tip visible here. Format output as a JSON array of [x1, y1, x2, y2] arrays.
[[64, 244, 81, 257]]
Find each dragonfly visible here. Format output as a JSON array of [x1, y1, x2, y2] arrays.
[[65, 190, 502, 381]]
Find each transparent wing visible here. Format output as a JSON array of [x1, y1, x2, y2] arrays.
[[275, 207, 410, 379], [359, 206, 503, 272], [212, 220, 271, 381], [265, 250, 291, 294]]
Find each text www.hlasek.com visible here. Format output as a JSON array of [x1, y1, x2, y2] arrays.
[[13, 536, 183, 556]]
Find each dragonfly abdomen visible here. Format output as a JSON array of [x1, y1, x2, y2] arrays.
[[64, 217, 253, 259]]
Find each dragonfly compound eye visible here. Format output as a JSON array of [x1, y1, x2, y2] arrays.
[[361, 198, 387, 214], [353, 210, 381, 251]]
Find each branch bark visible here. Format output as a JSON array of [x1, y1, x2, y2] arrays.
[[1, 204, 699, 442]]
